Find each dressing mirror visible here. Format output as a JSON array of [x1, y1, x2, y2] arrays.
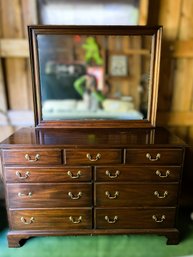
[[28, 26, 162, 128]]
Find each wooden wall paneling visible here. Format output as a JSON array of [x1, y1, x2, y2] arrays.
[[138, 0, 149, 25], [156, 0, 182, 113], [1, 0, 29, 110]]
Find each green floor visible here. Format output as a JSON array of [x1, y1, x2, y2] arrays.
[[0, 207, 193, 257]]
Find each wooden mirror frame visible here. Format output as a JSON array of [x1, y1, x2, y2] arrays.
[[28, 25, 162, 128]]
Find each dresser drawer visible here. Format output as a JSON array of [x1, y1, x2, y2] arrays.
[[7, 183, 92, 208], [2, 149, 62, 165], [95, 183, 178, 207], [65, 149, 122, 165], [4, 166, 92, 183], [95, 166, 181, 182], [95, 208, 176, 229], [10, 208, 92, 230], [125, 149, 183, 165]]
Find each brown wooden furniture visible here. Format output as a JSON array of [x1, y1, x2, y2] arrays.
[[0, 26, 187, 247], [0, 127, 186, 247]]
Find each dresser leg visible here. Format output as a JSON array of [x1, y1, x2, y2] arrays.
[[166, 231, 180, 245], [7, 234, 29, 248]]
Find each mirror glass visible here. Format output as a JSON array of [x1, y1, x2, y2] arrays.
[[37, 33, 152, 121]]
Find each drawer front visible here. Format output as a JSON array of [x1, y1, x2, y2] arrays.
[[126, 149, 183, 165], [10, 208, 92, 230], [95, 208, 176, 229], [4, 166, 92, 183], [2, 149, 62, 165], [8, 183, 92, 208], [95, 183, 178, 207], [65, 149, 122, 165], [95, 166, 181, 182]]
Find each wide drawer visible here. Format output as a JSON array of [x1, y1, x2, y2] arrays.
[[95, 183, 178, 207], [7, 183, 92, 208], [125, 149, 183, 165], [95, 207, 176, 229], [10, 208, 92, 230], [65, 149, 122, 165], [95, 166, 181, 182], [2, 149, 62, 165], [4, 166, 92, 183]]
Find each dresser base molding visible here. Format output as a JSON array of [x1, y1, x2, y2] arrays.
[[7, 228, 180, 247]]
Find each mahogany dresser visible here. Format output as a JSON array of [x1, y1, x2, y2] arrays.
[[0, 127, 186, 247]]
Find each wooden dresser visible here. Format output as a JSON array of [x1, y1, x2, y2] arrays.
[[0, 127, 186, 247]]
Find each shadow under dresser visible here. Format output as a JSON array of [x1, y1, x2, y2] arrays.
[[0, 127, 187, 247]]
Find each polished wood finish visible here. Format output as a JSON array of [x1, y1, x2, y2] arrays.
[[10, 208, 92, 230], [4, 166, 92, 183], [0, 127, 186, 247], [95, 166, 181, 182], [95, 183, 178, 207], [7, 183, 92, 208], [2, 149, 62, 165], [65, 149, 122, 165], [95, 208, 176, 229]]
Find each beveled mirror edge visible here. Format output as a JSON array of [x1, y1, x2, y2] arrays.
[[28, 25, 162, 129]]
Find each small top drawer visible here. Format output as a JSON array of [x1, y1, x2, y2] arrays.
[[2, 149, 62, 165], [125, 148, 183, 165], [65, 149, 122, 165]]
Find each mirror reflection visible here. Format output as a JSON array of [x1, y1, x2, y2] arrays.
[[37, 34, 152, 120]]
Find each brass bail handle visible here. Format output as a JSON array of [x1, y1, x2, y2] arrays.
[[105, 170, 120, 179], [69, 216, 82, 224], [25, 153, 40, 162], [21, 217, 34, 225], [146, 153, 161, 162], [152, 215, 165, 223], [86, 153, 101, 162], [67, 170, 81, 179], [18, 192, 32, 197], [16, 171, 30, 179], [68, 192, 82, 200], [105, 216, 118, 224], [156, 170, 170, 178], [105, 191, 119, 199], [154, 191, 168, 199]]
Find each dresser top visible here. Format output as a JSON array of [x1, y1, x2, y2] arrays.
[[0, 127, 186, 149]]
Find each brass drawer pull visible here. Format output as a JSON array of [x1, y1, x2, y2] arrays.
[[68, 192, 82, 200], [18, 192, 32, 197], [105, 215, 118, 224], [152, 215, 165, 223], [67, 170, 81, 179], [21, 217, 34, 225], [86, 153, 101, 162], [105, 170, 120, 178], [105, 191, 119, 199], [69, 216, 82, 224], [154, 190, 168, 199], [146, 153, 160, 162], [25, 153, 40, 162], [156, 170, 170, 178], [16, 171, 30, 179]]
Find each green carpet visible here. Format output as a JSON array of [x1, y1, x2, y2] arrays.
[[0, 207, 193, 257]]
